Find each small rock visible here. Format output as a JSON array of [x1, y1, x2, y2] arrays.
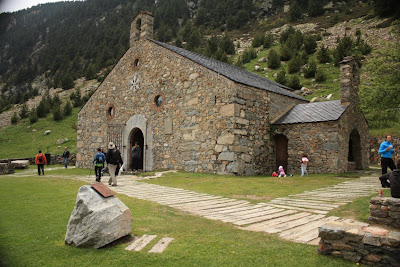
[[255, 65, 260, 71], [327, 94, 333, 99], [44, 130, 51, 135]]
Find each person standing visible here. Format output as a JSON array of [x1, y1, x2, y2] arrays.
[[35, 150, 47, 176], [93, 147, 105, 182], [106, 142, 123, 186], [131, 142, 141, 172], [62, 147, 70, 168], [379, 135, 396, 175], [300, 153, 309, 177]]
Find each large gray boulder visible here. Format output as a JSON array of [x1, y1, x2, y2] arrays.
[[65, 185, 132, 248]]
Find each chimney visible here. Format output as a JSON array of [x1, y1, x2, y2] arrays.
[[340, 56, 360, 106], [130, 11, 154, 47]]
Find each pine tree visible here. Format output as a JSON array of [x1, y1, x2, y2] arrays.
[[63, 101, 73, 117], [19, 103, 29, 119], [267, 49, 281, 69], [276, 69, 287, 85], [316, 44, 331, 63]]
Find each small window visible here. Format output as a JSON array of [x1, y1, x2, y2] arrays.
[[107, 104, 115, 119], [155, 95, 162, 107], [134, 59, 140, 67]]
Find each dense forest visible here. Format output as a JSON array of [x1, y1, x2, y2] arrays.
[[0, 0, 399, 128]]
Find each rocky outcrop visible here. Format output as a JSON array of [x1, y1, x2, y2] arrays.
[[65, 185, 132, 249]]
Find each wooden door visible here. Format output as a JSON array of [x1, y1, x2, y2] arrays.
[[275, 134, 288, 171]]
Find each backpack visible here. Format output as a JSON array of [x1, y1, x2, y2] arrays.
[[95, 153, 104, 164], [38, 154, 45, 164]]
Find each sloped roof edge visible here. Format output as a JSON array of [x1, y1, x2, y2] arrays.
[[150, 39, 307, 101]]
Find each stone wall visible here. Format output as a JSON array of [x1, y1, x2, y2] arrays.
[[0, 163, 14, 175], [76, 38, 303, 175], [0, 154, 76, 166], [369, 136, 400, 165], [273, 104, 369, 174], [318, 221, 400, 266], [369, 197, 400, 229]]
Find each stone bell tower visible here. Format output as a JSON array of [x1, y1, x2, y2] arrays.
[[340, 56, 360, 106], [130, 11, 154, 47]]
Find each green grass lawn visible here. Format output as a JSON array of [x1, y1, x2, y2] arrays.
[[0, 108, 79, 159], [0, 170, 361, 267], [142, 171, 359, 202]]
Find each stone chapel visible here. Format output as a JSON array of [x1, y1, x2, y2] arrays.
[[76, 11, 369, 175]]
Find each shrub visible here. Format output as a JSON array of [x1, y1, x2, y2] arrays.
[[267, 49, 281, 69], [287, 55, 302, 74], [241, 47, 257, 64], [316, 44, 331, 63], [29, 109, 38, 124], [19, 103, 29, 119], [280, 44, 293, 61], [263, 33, 274, 49], [303, 59, 317, 78], [304, 35, 317, 55], [52, 105, 63, 121], [252, 34, 265, 48], [287, 75, 302, 90], [275, 69, 287, 85], [315, 69, 327, 82], [63, 101, 73, 117], [11, 112, 19, 124]]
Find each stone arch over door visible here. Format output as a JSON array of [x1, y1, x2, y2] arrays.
[[348, 129, 362, 170], [129, 128, 144, 171], [123, 114, 153, 172], [274, 134, 288, 171]]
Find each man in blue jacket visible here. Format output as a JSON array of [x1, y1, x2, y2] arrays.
[[379, 135, 396, 176]]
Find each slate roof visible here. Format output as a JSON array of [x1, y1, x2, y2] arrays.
[[273, 100, 349, 125], [151, 40, 306, 101]]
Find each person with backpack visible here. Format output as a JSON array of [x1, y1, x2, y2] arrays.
[[106, 142, 123, 186], [62, 147, 70, 169], [35, 150, 47, 175], [93, 147, 105, 182]]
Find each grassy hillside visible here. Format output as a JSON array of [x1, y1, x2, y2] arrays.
[[0, 108, 79, 159]]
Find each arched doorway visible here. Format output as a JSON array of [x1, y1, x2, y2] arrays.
[[348, 129, 362, 170], [274, 134, 288, 171], [129, 128, 144, 171]]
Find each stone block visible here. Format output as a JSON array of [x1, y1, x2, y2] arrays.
[[217, 133, 234, 145], [65, 185, 132, 249], [370, 209, 388, 218], [387, 198, 400, 206], [220, 104, 235, 117], [10, 160, 30, 169], [332, 242, 354, 251], [362, 233, 382, 247], [318, 224, 346, 240], [218, 152, 236, 161]]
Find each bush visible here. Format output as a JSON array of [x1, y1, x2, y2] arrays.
[[275, 69, 287, 86], [241, 47, 257, 64], [19, 103, 29, 119], [263, 33, 274, 49], [63, 101, 73, 117], [303, 59, 317, 78], [29, 109, 38, 124], [52, 106, 63, 121], [304, 35, 317, 55], [280, 44, 293, 61], [287, 55, 302, 74], [316, 45, 331, 63], [267, 49, 281, 69], [287, 75, 302, 90], [11, 112, 19, 124], [252, 34, 265, 48], [315, 69, 327, 82]]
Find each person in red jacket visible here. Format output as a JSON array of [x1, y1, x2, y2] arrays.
[[35, 150, 47, 175]]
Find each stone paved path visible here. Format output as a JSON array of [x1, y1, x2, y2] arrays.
[[73, 170, 381, 246], [9, 168, 381, 245]]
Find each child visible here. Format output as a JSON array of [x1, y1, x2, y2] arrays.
[[300, 153, 309, 177], [277, 166, 286, 177]]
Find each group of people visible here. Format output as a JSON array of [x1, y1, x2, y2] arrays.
[[272, 153, 309, 177], [90, 141, 141, 186], [378, 135, 399, 198]]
